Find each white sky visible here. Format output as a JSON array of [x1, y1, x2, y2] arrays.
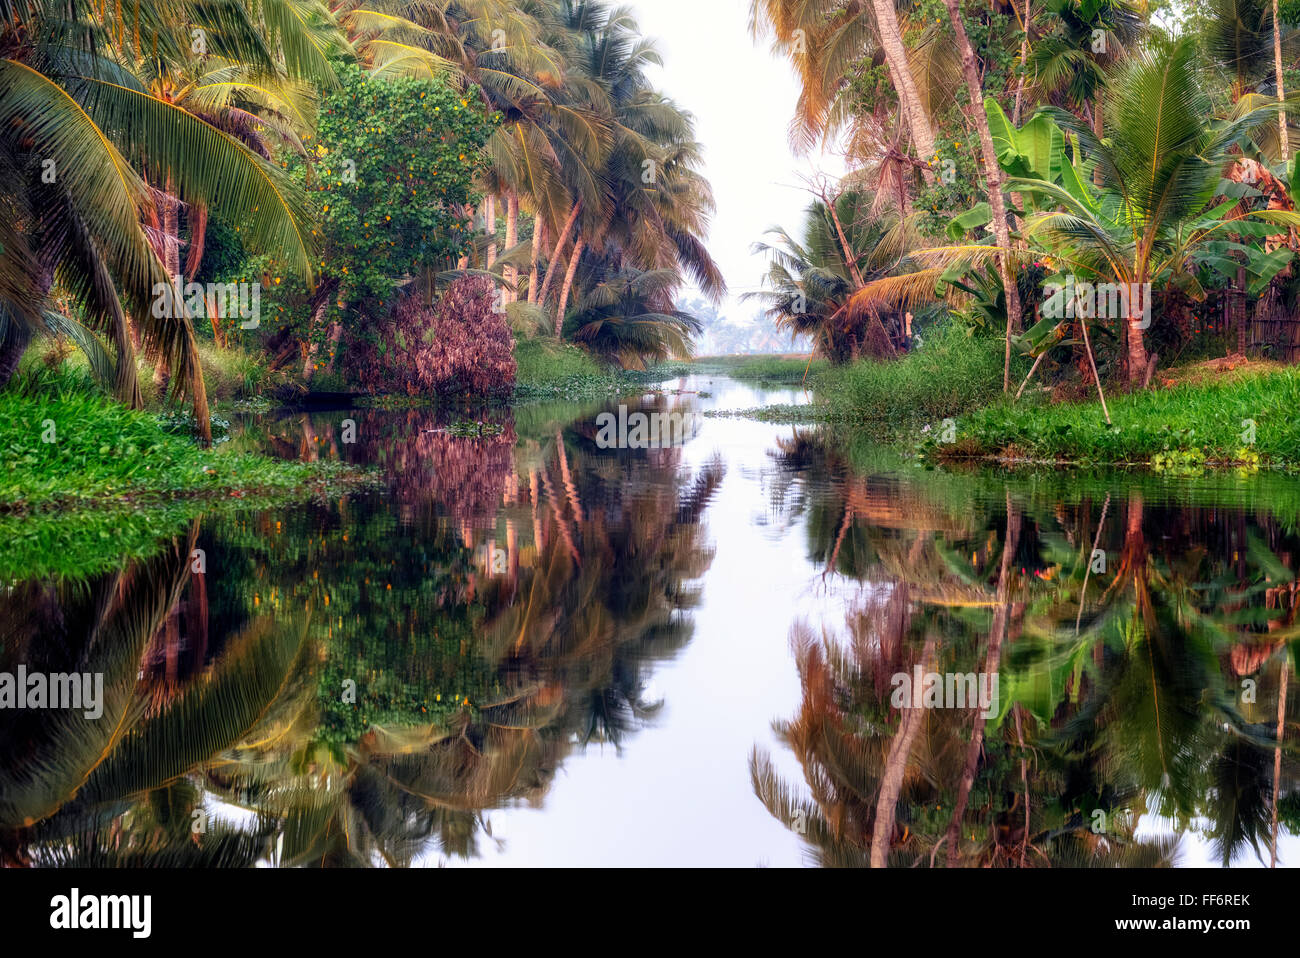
[[631, 0, 848, 320]]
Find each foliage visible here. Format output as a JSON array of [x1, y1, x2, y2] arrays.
[[815, 321, 1024, 430], [345, 277, 517, 400], [0, 367, 371, 513], [936, 366, 1300, 467]]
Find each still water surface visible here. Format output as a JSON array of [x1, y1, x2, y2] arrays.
[[4, 375, 1298, 867]]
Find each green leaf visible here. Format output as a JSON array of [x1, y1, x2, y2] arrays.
[[947, 202, 992, 241]]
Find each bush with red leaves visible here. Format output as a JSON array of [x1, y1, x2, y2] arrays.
[[348, 276, 516, 400]]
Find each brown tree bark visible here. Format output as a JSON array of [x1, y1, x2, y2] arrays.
[[943, 495, 1021, 863], [941, 0, 1023, 391], [528, 218, 545, 305], [1276, 0, 1290, 163], [302, 278, 341, 382], [504, 192, 520, 303], [871, 633, 936, 867], [556, 237, 585, 337], [539, 203, 581, 309], [870, 0, 937, 184]]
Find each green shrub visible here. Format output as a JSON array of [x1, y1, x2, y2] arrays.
[[816, 322, 1020, 429], [944, 367, 1300, 468]]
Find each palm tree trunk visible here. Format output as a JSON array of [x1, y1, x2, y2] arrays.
[[943, 495, 1021, 863], [302, 278, 340, 382], [0, 321, 31, 389], [528, 218, 544, 304], [155, 176, 182, 395], [539, 203, 581, 308], [1277, 0, 1290, 163], [557, 237, 585, 339], [1012, 0, 1031, 124], [870, 0, 938, 185], [486, 194, 497, 268], [941, 0, 1023, 390], [183, 323, 212, 446], [323, 320, 344, 375], [872, 634, 936, 867], [185, 203, 208, 282], [505, 193, 519, 303], [1272, 656, 1289, 867]]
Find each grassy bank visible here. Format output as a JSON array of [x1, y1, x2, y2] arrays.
[[2, 369, 372, 512], [2, 369, 375, 578], [512, 339, 693, 401], [931, 365, 1300, 471], [704, 324, 1019, 432], [816, 323, 1022, 427], [691, 354, 824, 384]]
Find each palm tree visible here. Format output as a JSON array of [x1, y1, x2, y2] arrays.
[[0, 0, 335, 440], [750, 189, 916, 362], [1026, 0, 1143, 137], [749, 0, 938, 185], [563, 267, 702, 366], [938, 0, 1023, 391]]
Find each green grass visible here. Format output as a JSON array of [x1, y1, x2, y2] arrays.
[[814, 323, 1022, 434], [511, 338, 693, 401], [690, 354, 824, 383], [512, 338, 619, 401], [198, 341, 277, 400], [0, 368, 374, 513], [935, 366, 1300, 471]]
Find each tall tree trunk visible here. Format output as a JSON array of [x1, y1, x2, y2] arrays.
[[1237, 265, 1249, 356], [0, 321, 32, 389], [185, 203, 207, 282], [870, 0, 938, 185], [1272, 656, 1289, 867], [539, 203, 581, 308], [1276, 0, 1290, 163], [1012, 0, 1030, 124], [323, 320, 344, 375], [504, 193, 519, 303], [941, 0, 1023, 390], [943, 495, 1021, 863], [556, 237, 585, 339], [302, 279, 340, 382], [155, 176, 182, 396], [871, 633, 936, 867], [458, 203, 475, 270], [486, 194, 497, 268], [528, 218, 544, 305]]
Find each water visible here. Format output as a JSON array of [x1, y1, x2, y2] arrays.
[[3, 374, 1298, 868]]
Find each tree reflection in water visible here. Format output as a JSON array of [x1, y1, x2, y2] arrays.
[[754, 429, 1297, 868], [0, 396, 721, 866]]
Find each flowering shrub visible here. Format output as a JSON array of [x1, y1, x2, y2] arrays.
[[348, 277, 516, 400]]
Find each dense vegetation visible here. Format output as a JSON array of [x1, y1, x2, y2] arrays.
[[747, 0, 1300, 465], [0, 0, 722, 457]]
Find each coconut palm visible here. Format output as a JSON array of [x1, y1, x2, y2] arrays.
[[750, 189, 917, 362], [0, 0, 337, 440], [749, 0, 939, 186], [562, 267, 702, 366]]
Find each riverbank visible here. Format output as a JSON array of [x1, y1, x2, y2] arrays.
[[701, 324, 1019, 434], [0, 369, 376, 577], [511, 339, 693, 401], [931, 360, 1300, 472], [700, 333, 1300, 474]]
